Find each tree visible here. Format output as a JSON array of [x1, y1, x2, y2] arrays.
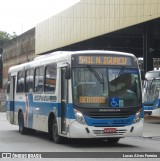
[[0, 31, 17, 53]]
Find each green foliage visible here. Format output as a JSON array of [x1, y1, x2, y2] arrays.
[[0, 31, 17, 53], [0, 31, 17, 87]]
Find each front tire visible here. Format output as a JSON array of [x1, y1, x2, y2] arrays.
[[51, 119, 63, 144]]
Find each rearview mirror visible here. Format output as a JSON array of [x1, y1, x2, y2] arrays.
[[140, 70, 145, 80], [65, 64, 71, 79]]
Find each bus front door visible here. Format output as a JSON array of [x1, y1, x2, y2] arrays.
[[61, 67, 68, 134], [9, 76, 15, 124]]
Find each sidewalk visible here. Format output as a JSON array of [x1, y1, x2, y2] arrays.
[[0, 105, 6, 112], [143, 115, 160, 137], [144, 115, 160, 120]]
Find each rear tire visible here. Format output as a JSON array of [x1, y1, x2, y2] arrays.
[[18, 112, 27, 134]]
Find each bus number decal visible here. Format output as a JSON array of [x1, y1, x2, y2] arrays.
[[33, 94, 57, 102]]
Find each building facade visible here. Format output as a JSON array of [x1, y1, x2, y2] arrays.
[[36, 0, 160, 54], [2, 28, 35, 86]]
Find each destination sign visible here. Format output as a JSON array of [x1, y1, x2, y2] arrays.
[[79, 96, 105, 104], [46, 78, 56, 85], [77, 56, 131, 66]]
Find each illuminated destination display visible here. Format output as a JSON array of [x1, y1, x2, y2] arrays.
[[46, 78, 56, 85], [78, 56, 131, 65], [79, 96, 105, 104]]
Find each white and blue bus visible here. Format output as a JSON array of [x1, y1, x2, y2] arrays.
[[6, 50, 143, 144], [143, 77, 160, 117], [143, 70, 160, 115]]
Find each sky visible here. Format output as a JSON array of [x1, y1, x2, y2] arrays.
[[0, 0, 80, 35]]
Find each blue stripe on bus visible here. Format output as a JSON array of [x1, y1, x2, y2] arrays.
[[7, 101, 76, 129], [7, 100, 76, 119], [84, 115, 135, 127], [7, 99, 137, 127], [143, 105, 154, 111], [144, 99, 160, 111], [6, 93, 142, 127], [153, 99, 160, 108]]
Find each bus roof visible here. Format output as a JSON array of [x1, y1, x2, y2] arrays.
[[8, 50, 135, 74], [154, 77, 160, 80]]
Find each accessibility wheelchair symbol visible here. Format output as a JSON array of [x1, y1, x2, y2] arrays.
[[110, 97, 119, 107]]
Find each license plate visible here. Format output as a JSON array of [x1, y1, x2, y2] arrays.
[[104, 128, 117, 133]]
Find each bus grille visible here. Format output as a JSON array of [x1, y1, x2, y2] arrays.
[[93, 129, 127, 136], [89, 119, 132, 127], [88, 112, 133, 119]]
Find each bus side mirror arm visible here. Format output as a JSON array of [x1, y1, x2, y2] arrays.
[[65, 63, 71, 79]]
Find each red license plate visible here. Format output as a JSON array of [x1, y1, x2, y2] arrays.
[[104, 128, 117, 133]]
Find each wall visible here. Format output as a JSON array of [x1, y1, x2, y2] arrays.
[[2, 28, 35, 87]]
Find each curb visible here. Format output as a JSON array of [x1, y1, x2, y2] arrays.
[[144, 115, 160, 120]]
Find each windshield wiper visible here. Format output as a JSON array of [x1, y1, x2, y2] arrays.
[[114, 67, 125, 94], [87, 65, 104, 84], [115, 67, 125, 84]]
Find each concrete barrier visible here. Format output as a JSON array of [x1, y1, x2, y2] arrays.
[[0, 89, 6, 112], [0, 104, 6, 112]]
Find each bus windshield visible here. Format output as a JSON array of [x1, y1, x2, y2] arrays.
[[146, 79, 160, 102], [72, 67, 141, 108]]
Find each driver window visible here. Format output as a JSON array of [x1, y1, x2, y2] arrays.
[[154, 80, 160, 99]]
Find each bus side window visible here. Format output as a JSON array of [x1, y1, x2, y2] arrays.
[[44, 64, 57, 93], [17, 71, 25, 93], [7, 82, 10, 94], [34, 67, 44, 93], [25, 69, 34, 93]]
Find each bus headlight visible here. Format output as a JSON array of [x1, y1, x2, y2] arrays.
[[133, 111, 141, 124], [74, 109, 86, 125]]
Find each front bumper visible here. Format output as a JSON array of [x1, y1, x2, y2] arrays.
[[68, 119, 143, 138]]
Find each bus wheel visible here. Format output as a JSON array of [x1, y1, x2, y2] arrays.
[[52, 119, 63, 144], [19, 112, 26, 134], [107, 138, 120, 144]]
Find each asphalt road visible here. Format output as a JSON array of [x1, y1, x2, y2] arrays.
[[0, 113, 160, 161]]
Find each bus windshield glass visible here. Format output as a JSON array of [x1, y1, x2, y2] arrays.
[[146, 79, 160, 102], [72, 67, 141, 108]]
